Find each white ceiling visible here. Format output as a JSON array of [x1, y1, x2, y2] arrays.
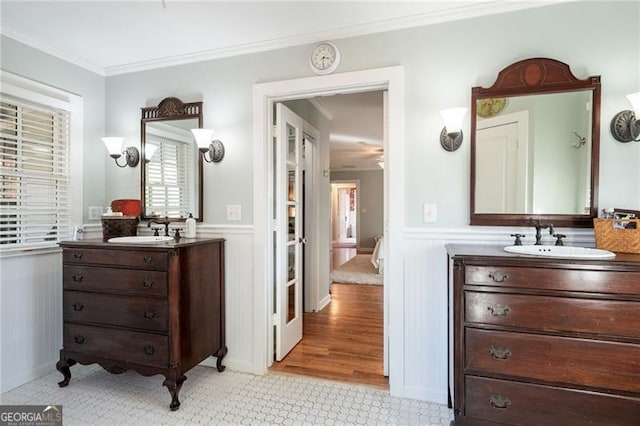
[[0, 0, 563, 171], [312, 91, 385, 171], [0, 0, 559, 76]]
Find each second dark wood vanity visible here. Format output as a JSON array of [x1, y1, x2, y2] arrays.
[[447, 245, 640, 425], [57, 237, 226, 411]]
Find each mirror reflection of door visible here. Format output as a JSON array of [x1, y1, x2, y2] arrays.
[[475, 111, 529, 213]]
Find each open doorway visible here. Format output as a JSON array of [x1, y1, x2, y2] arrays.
[[331, 181, 358, 247], [270, 91, 386, 388], [252, 66, 405, 394]]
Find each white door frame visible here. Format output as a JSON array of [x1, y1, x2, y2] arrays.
[[252, 66, 405, 395]]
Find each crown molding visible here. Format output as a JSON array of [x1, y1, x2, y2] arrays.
[[1, 27, 105, 76], [2, 1, 570, 77]]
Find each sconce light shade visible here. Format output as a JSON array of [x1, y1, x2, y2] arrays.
[[377, 160, 384, 169], [144, 144, 158, 163], [627, 92, 640, 116], [101, 137, 140, 168], [190, 128, 225, 163], [440, 107, 468, 151], [102, 137, 124, 156], [611, 92, 640, 143]]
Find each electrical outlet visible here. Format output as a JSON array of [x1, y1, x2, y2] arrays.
[[424, 203, 437, 223], [88, 206, 103, 220], [227, 204, 242, 221]]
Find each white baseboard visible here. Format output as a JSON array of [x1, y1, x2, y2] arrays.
[[316, 294, 331, 312], [1, 359, 57, 394]]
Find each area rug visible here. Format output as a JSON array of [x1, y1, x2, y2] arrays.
[[330, 254, 382, 285]]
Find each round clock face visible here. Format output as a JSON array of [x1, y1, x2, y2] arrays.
[[477, 98, 507, 118], [309, 42, 340, 75]]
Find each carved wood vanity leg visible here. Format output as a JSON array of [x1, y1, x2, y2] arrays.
[[163, 375, 186, 411], [56, 351, 76, 387], [215, 346, 228, 372]]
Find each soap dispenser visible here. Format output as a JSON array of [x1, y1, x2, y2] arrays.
[[185, 213, 196, 238]]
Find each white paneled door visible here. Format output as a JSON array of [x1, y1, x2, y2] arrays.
[[274, 103, 304, 360]]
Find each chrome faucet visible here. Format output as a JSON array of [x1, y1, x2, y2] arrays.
[[147, 217, 171, 236], [533, 220, 554, 245]]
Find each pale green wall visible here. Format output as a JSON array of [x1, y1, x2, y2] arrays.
[[1, 36, 106, 223], [2, 1, 638, 225], [103, 1, 640, 227]]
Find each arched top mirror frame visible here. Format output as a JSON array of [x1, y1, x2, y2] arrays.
[[140, 97, 204, 222], [470, 57, 601, 228]]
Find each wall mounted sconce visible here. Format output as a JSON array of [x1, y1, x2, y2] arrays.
[[440, 107, 468, 152], [144, 144, 158, 163], [101, 137, 140, 168], [377, 158, 384, 169], [611, 92, 640, 142], [190, 129, 225, 163]]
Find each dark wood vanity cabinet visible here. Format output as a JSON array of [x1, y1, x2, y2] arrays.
[[57, 238, 227, 411], [447, 245, 640, 425]]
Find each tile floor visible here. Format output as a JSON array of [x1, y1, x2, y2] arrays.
[[1, 365, 453, 425]]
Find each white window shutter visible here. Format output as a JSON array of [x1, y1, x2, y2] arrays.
[[0, 96, 71, 252]]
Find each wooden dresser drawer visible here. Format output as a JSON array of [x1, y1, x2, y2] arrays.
[[63, 248, 168, 270], [63, 266, 167, 296], [465, 291, 640, 338], [63, 291, 168, 332], [465, 328, 640, 393], [465, 375, 640, 426], [465, 265, 640, 295], [64, 323, 168, 368]]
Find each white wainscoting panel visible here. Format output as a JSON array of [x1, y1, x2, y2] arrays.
[[194, 225, 255, 373], [400, 226, 595, 404], [1, 224, 255, 394], [1, 251, 63, 393]]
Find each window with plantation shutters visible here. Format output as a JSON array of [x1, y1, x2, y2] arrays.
[[145, 135, 193, 218], [0, 95, 71, 252]]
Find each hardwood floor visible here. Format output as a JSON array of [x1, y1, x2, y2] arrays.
[[331, 246, 357, 270], [270, 283, 387, 389]]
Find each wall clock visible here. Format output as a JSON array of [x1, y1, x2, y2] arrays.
[[477, 98, 507, 118], [309, 41, 341, 75]]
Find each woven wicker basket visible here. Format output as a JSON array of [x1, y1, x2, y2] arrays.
[[101, 216, 139, 242], [593, 218, 640, 254]]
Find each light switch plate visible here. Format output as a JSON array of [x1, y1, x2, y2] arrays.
[[89, 206, 103, 220], [227, 204, 242, 221], [424, 203, 437, 223]]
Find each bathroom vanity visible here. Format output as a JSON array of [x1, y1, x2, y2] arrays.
[[57, 237, 226, 411], [447, 244, 640, 425]]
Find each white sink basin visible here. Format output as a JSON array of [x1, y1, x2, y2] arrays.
[[108, 236, 174, 244], [504, 245, 615, 259]]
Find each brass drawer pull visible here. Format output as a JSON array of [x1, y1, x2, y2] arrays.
[[487, 304, 511, 316], [72, 273, 84, 282], [143, 256, 153, 264], [73, 252, 83, 260], [489, 346, 512, 360], [74, 335, 85, 344], [144, 311, 155, 319], [142, 280, 153, 289], [72, 302, 85, 311], [489, 394, 511, 409], [488, 271, 508, 282], [144, 345, 155, 355]]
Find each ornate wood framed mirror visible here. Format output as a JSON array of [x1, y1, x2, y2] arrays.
[[470, 58, 601, 227], [140, 97, 203, 221]]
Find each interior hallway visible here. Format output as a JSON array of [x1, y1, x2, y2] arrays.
[[270, 244, 387, 389]]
